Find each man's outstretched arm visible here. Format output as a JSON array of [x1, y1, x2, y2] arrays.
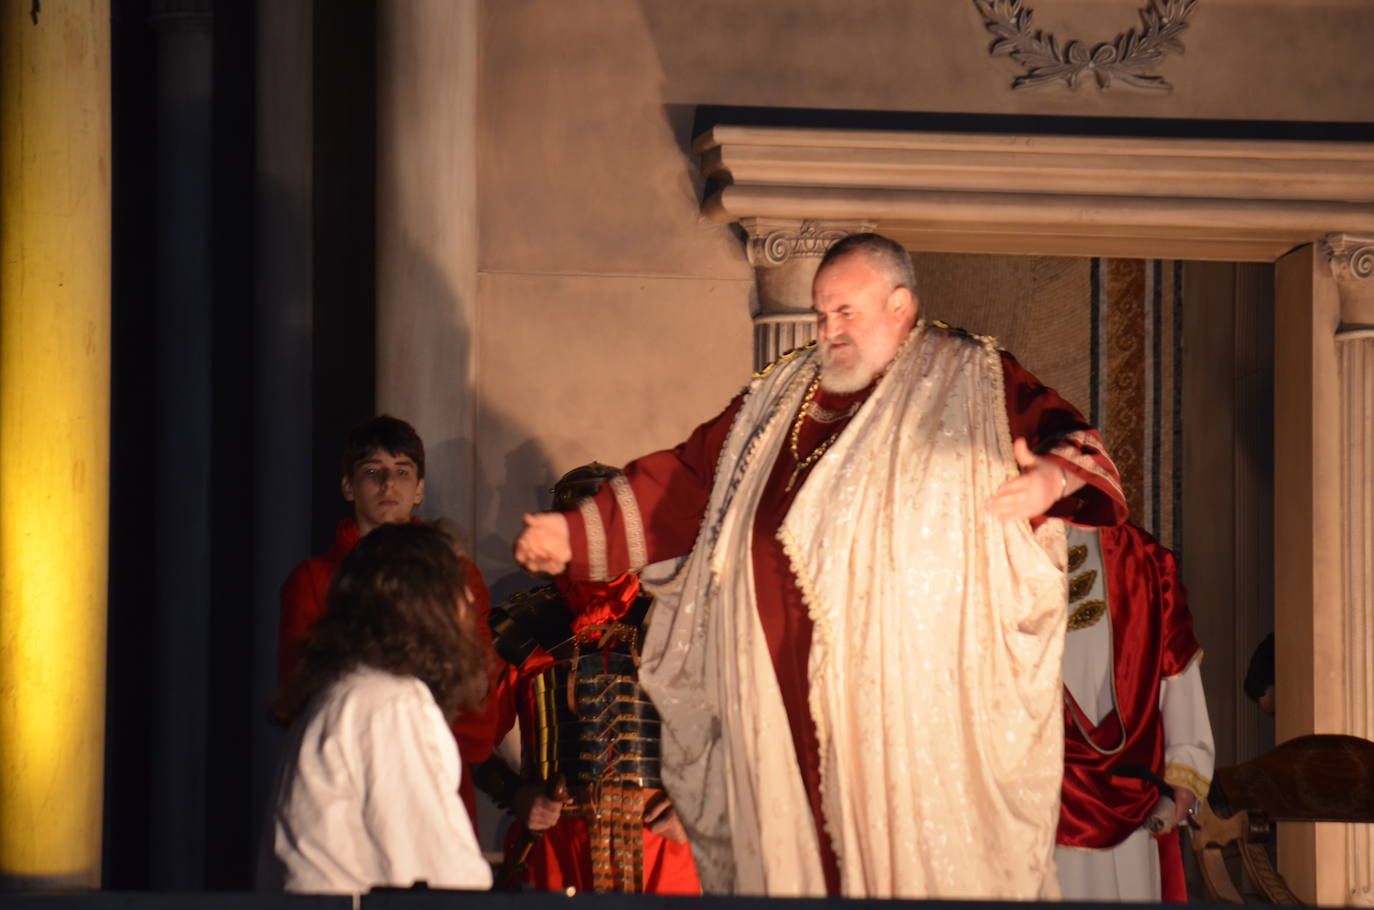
[[514, 394, 744, 579]]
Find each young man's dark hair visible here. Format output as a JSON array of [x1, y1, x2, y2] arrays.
[[1244, 633, 1275, 715], [274, 521, 489, 724], [340, 415, 426, 479]]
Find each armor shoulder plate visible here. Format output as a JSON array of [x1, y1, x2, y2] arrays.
[[488, 584, 573, 667]]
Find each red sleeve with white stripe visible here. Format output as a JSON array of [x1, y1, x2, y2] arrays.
[[1002, 351, 1127, 528], [565, 394, 744, 582]]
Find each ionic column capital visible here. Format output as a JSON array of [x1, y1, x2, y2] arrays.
[[1322, 233, 1374, 327], [741, 218, 876, 270], [738, 218, 873, 369]]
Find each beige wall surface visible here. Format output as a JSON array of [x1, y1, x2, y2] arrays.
[[476, 2, 755, 584], [478, 1, 748, 280], [912, 253, 1092, 407], [638, 0, 1374, 123], [470, 0, 1358, 584], [478, 0, 1374, 283], [472, 272, 751, 587]]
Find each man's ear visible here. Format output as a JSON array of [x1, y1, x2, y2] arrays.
[[341, 474, 356, 503], [889, 286, 917, 319], [414, 477, 426, 506]]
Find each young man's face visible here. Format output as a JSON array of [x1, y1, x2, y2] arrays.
[[342, 449, 424, 536]]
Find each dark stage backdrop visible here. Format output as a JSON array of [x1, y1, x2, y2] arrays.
[[105, 0, 378, 889]]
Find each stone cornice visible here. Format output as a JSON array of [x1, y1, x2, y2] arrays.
[[697, 126, 1374, 262]]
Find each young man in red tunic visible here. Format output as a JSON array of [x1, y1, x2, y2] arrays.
[[515, 234, 1127, 899], [278, 415, 501, 823]]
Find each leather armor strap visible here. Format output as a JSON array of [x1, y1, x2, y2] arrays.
[[586, 785, 648, 893], [521, 620, 666, 891]]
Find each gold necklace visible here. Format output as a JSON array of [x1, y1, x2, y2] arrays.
[[805, 397, 862, 424], [785, 374, 844, 492]]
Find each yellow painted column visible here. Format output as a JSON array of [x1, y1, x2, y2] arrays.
[[0, 0, 111, 890]]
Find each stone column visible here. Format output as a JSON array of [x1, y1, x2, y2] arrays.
[[0, 0, 111, 889], [1274, 236, 1374, 904], [1326, 234, 1374, 907], [741, 218, 874, 370], [147, 0, 213, 887], [375, 0, 479, 542], [1273, 243, 1345, 904]]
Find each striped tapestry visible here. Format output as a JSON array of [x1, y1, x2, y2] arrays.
[[1090, 259, 1184, 552]]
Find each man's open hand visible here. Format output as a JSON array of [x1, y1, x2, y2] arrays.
[[986, 437, 1073, 522], [513, 512, 572, 575]]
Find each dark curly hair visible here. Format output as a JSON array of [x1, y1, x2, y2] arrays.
[[273, 522, 490, 724], [1243, 633, 1275, 703]]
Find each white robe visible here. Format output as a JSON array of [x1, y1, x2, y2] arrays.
[[639, 324, 1070, 899], [257, 667, 493, 895]]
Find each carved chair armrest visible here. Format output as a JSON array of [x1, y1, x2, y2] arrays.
[[1190, 801, 1249, 903], [1191, 801, 1303, 904]]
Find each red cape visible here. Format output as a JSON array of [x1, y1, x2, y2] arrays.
[[1057, 523, 1200, 903], [1058, 523, 1200, 849]]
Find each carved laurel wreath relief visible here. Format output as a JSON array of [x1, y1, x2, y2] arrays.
[[972, 0, 1197, 91]]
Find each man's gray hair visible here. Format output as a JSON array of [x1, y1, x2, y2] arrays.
[[817, 233, 918, 297]]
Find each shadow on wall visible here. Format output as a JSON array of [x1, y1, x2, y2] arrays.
[[376, 232, 557, 607], [475, 438, 560, 605], [375, 232, 562, 854], [469, 1, 762, 602]]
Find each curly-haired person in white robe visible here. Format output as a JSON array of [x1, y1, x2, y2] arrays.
[[258, 522, 494, 895]]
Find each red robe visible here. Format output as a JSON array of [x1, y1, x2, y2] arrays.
[[489, 574, 701, 895], [1057, 522, 1201, 902], [563, 352, 1126, 894], [278, 517, 503, 823]]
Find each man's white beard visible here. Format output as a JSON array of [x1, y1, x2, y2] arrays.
[[819, 339, 882, 393]]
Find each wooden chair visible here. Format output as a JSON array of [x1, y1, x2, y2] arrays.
[[1190, 734, 1374, 903]]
